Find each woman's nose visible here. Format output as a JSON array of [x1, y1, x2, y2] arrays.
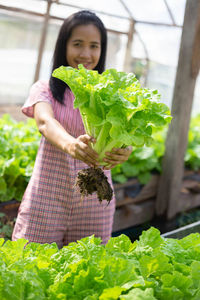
[[79, 47, 91, 57]]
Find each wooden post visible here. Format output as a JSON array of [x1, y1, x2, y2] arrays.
[[33, 0, 52, 82], [156, 0, 200, 219], [123, 19, 135, 73], [191, 8, 200, 79]]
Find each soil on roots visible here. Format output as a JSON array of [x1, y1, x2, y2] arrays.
[[75, 167, 113, 204]]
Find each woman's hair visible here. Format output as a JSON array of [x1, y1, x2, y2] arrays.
[[49, 10, 107, 104]]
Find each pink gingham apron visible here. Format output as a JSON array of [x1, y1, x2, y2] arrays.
[[12, 80, 115, 248]]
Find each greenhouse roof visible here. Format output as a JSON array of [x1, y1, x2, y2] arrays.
[[0, 0, 186, 26], [0, 0, 186, 66]]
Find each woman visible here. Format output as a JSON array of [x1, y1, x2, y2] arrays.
[[12, 10, 132, 248]]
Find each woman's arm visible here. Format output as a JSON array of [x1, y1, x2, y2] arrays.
[[34, 101, 99, 167]]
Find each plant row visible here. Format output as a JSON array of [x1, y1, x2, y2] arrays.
[[1, 227, 200, 299], [0, 114, 40, 202], [0, 114, 200, 202], [112, 114, 200, 184]]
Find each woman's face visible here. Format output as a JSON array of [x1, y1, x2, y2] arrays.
[[66, 24, 101, 70]]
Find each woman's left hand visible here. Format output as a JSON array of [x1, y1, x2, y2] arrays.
[[103, 146, 133, 170]]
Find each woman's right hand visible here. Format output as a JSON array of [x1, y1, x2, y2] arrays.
[[67, 134, 100, 167], [34, 102, 99, 168]]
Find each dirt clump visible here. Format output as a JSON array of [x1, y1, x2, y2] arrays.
[[75, 167, 113, 204]]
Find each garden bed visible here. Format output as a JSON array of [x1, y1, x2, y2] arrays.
[[1, 170, 200, 237], [1, 226, 200, 299], [0, 200, 19, 239], [113, 170, 200, 232], [1, 113, 200, 235], [0, 199, 20, 218]]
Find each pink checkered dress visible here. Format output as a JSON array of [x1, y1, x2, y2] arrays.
[[12, 81, 115, 248]]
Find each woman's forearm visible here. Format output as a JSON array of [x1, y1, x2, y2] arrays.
[[34, 101, 99, 166], [34, 101, 75, 154], [38, 116, 75, 154]]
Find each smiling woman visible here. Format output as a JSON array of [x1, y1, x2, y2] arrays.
[[12, 10, 128, 248]]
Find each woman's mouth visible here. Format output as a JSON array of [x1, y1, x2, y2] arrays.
[[76, 62, 91, 69], [83, 63, 90, 68]]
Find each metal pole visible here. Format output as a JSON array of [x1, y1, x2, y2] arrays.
[[123, 19, 135, 72], [33, 0, 52, 82]]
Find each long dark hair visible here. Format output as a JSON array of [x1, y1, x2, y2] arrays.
[[49, 10, 107, 104]]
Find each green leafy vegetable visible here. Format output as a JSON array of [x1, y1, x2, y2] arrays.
[[112, 114, 200, 185], [52, 65, 172, 163], [1, 227, 200, 299], [0, 114, 41, 202], [185, 114, 200, 170], [111, 127, 167, 184]]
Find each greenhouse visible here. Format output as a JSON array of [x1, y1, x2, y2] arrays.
[[0, 0, 200, 299]]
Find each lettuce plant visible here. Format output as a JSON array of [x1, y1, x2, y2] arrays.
[[1, 228, 200, 299], [53, 65, 172, 164], [112, 114, 200, 185], [111, 127, 167, 184], [185, 114, 200, 170], [0, 114, 41, 202]]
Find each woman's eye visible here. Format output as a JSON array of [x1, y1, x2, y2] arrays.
[[73, 43, 81, 47], [91, 44, 99, 49]]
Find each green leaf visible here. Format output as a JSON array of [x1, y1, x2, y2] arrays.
[[138, 227, 164, 249], [139, 249, 172, 279], [112, 174, 127, 184], [138, 172, 151, 184], [106, 234, 132, 253], [99, 286, 125, 299], [0, 177, 7, 195], [0, 238, 5, 247], [161, 271, 194, 297], [120, 288, 156, 300], [191, 261, 200, 289]]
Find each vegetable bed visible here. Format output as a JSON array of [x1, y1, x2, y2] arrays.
[[1, 227, 200, 299], [1, 113, 200, 204], [112, 113, 200, 185], [0, 114, 41, 202]]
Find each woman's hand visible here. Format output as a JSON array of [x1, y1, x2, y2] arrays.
[[68, 134, 100, 168], [102, 146, 133, 170]]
